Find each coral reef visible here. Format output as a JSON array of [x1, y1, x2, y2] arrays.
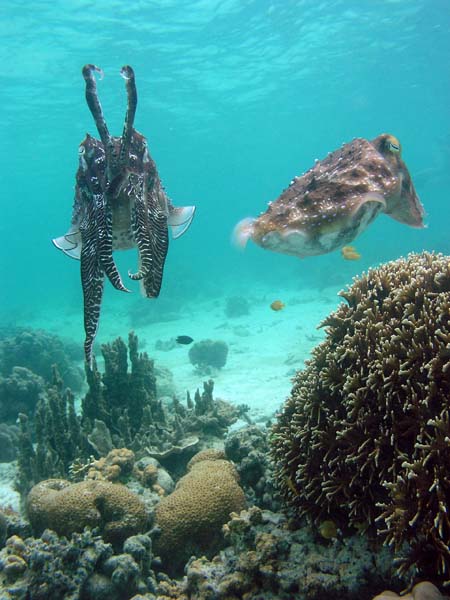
[[188, 339, 229, 373], [225, 296, 250, 318], [270, 252, 450, 582], [0, 327, 83, 391], [0, 367, 45, 423], [15, 332, 242, 496], [0, 511, 7, 548], [82, 331, 158, 438], [15, 368, 83, 496], [0, 529, 165, 600], [0, 424, 19, 462], [85, 448, 136, 482], [154, 451, 246, 574], [184, 506, 397, 599], [225, 425, 281, 511], [27, 479, 148, 545]]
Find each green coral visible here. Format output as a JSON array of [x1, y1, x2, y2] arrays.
[[154, 451, 246, 574], [271, 252, 450, 583]]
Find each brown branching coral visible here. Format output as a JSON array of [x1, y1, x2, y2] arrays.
[[270, 252, 450, 583]]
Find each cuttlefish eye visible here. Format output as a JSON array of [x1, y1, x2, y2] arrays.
[[386, 135, 401, 153], [78, 145, 85, 156]]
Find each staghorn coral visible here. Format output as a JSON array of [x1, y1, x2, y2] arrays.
[[154, 451, 246, 574], [271, 252, 450, 583], [27, 479, 148, 546]]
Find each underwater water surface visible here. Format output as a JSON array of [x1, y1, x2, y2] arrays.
[[0, 0, 448, 400]]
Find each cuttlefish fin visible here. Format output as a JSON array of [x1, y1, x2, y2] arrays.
[[231, 217, 256, 249], [350, 192, 386, 215], [168, 205, 196, 239], [52, 227, 82, 260]]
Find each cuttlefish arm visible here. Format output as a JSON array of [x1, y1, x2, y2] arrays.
[[78, 190, 105, 368]]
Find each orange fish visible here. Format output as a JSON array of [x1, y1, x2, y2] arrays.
[[341, 245, 361, 260], [270, 300, 285, 311]]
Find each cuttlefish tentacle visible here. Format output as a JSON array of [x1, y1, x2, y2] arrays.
[[82, 65, 111, 154], [119, 65, 137, 170], [79, 196, 105, 368], [82, 66, 129, 293]]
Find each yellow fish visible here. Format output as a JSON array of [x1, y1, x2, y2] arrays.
[[318, 520, 338, 540], [341, 245, 361, 260], [270, 300, 285, 311]]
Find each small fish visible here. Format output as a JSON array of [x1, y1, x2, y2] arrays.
[[176, 335, 194, 345], [319, 519, 338, 540], [270, 300, 285, 311], [341, 245, 361, 260]]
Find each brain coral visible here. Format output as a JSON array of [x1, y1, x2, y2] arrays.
[[154, 451, 246, 574], [270, 252, 450, 582], [27, 479, 148, 546]]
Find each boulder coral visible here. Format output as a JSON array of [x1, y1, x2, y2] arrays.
[[27, 479, 148, 546], [271, 252, 450, 582], [154, 451, 246, 574]]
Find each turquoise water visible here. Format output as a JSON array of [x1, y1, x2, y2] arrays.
[[1, 0, 449, 328]]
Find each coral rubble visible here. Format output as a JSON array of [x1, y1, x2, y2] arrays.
[[271, 252, 450, 582]]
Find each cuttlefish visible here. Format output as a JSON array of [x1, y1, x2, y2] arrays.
[[53, 65, 195, 366], [233, 134, 425, 257]]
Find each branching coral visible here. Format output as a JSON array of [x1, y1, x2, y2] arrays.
[[270, 252, 450, 582]]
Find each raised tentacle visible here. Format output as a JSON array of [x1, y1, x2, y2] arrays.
[[82, 65, 110, 150], [82, 64, 119, 182], [119, 65, 137, 170]]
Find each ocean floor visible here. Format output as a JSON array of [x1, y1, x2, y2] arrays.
[[26, 282, 342, 423]]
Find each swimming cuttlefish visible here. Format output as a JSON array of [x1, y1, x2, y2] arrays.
[[53, 65, 195, 366], [233, 134, 425, 257]]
